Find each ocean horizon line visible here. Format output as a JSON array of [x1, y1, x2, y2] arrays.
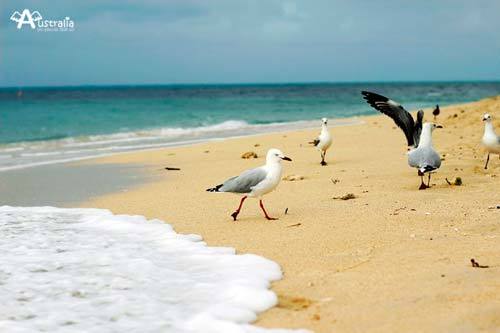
[[2, 79, 500, 91]]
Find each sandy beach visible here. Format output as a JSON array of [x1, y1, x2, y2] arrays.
[[81, 96, 500, 332]]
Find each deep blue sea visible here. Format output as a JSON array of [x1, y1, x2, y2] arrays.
[[0, 82, 499, 170]]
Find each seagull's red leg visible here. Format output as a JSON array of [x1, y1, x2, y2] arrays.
[[231, 196, 247, 221], [259, 199, 277, 220], [419, 176, 427, 190]]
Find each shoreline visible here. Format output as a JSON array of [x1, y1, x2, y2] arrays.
[[80, 96, 498, 331], [0, 118, 363, 173]]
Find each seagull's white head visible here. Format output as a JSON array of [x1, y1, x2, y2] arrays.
[[266, 148, 292, 164], [483, 113, 492, 122], [321, 118, 328, 125], [424, 122, 443, 132]]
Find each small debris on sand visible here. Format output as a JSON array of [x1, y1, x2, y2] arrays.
[[254, 143, 260, 147], [487, 205, 500, 210], [330, 178, 340, 184], [283, 174, 305, 181], [471, 258, 489, 268], [164, 167, 181, 171], [390, 206, 407, 216], [287, 223, 301, 228], [203, 150, 210, 153], [241, 151, 258, 159], [333, 193, 356, 200], [446, 177, 463, 186], [278, 295, 313, 311]]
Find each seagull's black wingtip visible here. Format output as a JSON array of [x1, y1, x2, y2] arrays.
[[206, 184, 223, 192], [360, 91, 389, 103], [360, 91, 372, 98]]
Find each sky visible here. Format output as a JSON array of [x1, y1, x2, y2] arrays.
[[1, 0, 500, 87]]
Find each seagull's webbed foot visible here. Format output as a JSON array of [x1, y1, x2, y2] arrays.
[[230, 196, 248, 222], [259, 199, 278, 221], [320, 151, 327, 166], [230, 211, 239, 221], [419, 176, 428, 190]]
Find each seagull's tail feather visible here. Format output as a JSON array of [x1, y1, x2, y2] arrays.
[[418, 165, 437, 175], [308, 139, 320, 146], [206, 184, 224, 192]]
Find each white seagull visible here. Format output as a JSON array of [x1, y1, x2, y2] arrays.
[[362, 91, 443, 190], [309, 118, 332, 165], [207, 148, 292, 221], [482, 113, 500, 169]]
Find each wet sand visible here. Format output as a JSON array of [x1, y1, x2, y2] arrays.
[[0, 162, 153, 207]]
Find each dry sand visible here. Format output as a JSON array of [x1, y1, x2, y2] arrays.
[[82, 96, 500, 332]]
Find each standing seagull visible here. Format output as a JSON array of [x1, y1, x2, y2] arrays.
[[482, 113, 500, 169], [309, 118, 332, 165], [207, 148, 292, 221], [433, 105, 440, 121], [361, 91, 443, 190]]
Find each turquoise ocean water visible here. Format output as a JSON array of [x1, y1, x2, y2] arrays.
[[0, 82, 499, 170]]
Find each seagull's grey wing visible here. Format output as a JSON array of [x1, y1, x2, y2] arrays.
[[361, 91, 417, 147], [408, 147, 441, 171], [219, 167, 267, 193], [413, 110, 424, 147]]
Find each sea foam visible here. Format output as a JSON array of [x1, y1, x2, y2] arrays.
[[0, 206, 308, 333]]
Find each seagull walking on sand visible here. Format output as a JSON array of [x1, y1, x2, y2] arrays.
[[362, 91, 443, 190], [207, 148, 292, 221], [482, 113, 500, 169], [309, 118, 332, 165]]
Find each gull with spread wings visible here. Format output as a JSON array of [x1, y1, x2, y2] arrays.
[[362, 91, 443, 190]]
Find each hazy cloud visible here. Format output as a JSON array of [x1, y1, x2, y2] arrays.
[[1, 0, 499, 86]]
